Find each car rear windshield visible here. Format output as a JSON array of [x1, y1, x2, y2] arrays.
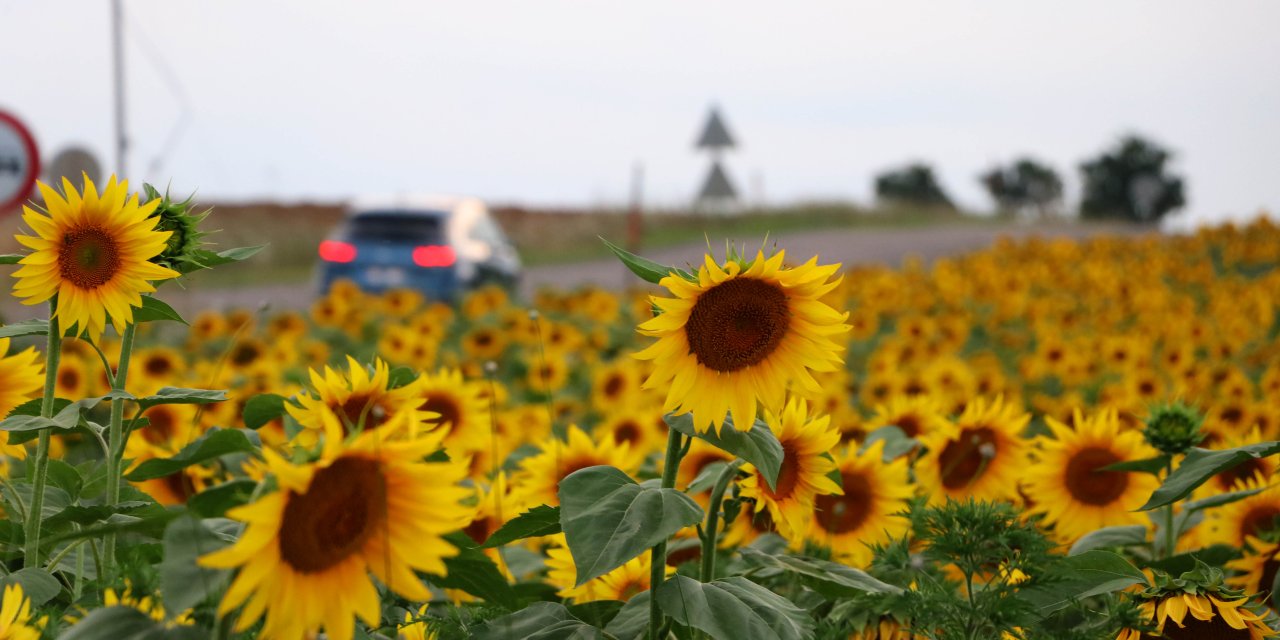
[[345, 212, 445, 243]]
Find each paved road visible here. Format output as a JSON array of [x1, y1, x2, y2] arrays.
[[1, 222, 1146, 318]]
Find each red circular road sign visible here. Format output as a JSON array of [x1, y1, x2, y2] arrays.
[[0, 110, 40, 214]]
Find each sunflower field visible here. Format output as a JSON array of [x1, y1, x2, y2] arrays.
[[1, 177, 1280, 639]]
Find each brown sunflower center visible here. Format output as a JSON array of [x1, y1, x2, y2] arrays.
[[144, 355, 174, 377], [161, 471, 197, 504], [1242, 506, 1280, 539], [611, 419, 643, 446], [279, 456, 386, 573], [421, 393, 461, 428], [938, 427, 998, 490], [58, 368, 80, 390], [685, 277, 789, 373], [338, 393, 387, 430], [1152, 613, 1253, 639], [895, 414, 923, 438], [763, 442, 801, 499], [58, 226, 121, 289], [142, 407, 179, 445], [814, 471, 872, 534], [602, 373, 626, 399], [1063, 447, 1127, 506], [1216, 458, 1266, 491], [229, 343, 261, 367], [464, 517, 491, 546]]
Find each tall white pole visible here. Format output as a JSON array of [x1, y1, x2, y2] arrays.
[[111, 0, 127, 177]]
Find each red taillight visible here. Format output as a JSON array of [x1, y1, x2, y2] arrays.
[[413, 245, 456, 268], [318, 240, 357, 263]]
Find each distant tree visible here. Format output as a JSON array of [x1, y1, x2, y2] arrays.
[[875, 163, 953, 208], [1079, 135, 1185, 222], [980, 158, 1063, 218]]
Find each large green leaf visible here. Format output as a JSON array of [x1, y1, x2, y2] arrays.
[[482, 504, 562, 548], [186, 480, 258, 518], [135, 387, 228, 411], [242, 393, 288, 430], [472, 602, 613, 640], [60, 605, 205, 640], [1144, 545, 1241, 575], [655, 575, 815, 640], [133, 297, 187, 325], [161, 516, 235, 616], [1141, 442, 1280, 510], [1021, 550, 1148, 614], [600, 237, 681, 285], [1103, 454, 1171, 475], [0, 320, 50, 340], [427, 532, 518, 609], [603, 593, 650, 640], [559, 465, 703, 586], [1068, 525, 1148, 556], [738, 549, 902, 597], [0, 568, 61, 605], [125, 429, 257, 481], [665, 413, 783, 491], [1181, 485, 1267, 513]]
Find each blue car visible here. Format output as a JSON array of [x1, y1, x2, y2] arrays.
[[315, 196, 521, 299]]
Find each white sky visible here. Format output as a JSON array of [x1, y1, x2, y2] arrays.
[[2, 1, 1278, 223]]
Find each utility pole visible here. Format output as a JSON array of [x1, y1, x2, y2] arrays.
[[626, 161, 644, 254], [111, 0, 127, 177]]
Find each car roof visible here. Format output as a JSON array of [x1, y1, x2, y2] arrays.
[[346, 194, 486, 218]]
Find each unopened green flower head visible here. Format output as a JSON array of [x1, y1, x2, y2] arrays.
[[142, 183, 209, 268], [1143, 402, 1204, 456]]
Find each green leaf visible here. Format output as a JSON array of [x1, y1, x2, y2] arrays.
[[60, 605, 206, 639], [482, 504, 562, 548], [0, 568, 61, 605], [428, 532, 518, 609], [242, 393, 287, 430], [387, 366, 419, 389], [559, 465, 703, 586], [686, 461, 730, 494], [472, 602, 613, 640], [0, 320, 49, 340], [176, 245, 267, 275], [135, 387, 228, 411], [1182, 485, 1267, 513], [568, 600, 625, 629], [187, 479, 258, 518], [161, 516, 235, 616], [665, 413, 783, 491], [1144, 545, 1241, 575], [45, 459, 85, 500], [1021, 550, 1148, 614], [0, 254, 22, 265], [655, 575, 815, 640], [738, 549, 902, 597], [1141, 442, 1280, 510], [1068, 525, 1149, 556], [603, 593, 650, 640], [600, 237, 679, 285], [125, 429, 257, 481], [861, 426, 918, 461], [43, 501, 151, 529], [1103, 454, 1171, 475], [133, 297, 187, 325]]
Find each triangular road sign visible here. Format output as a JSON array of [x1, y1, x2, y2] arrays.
[[695, 108, 736, 150]]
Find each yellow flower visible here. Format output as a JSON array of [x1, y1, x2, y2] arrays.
[[11, 176, 179, 340], [0, 337, 42, 420], [286, 356, 432, 447], [738, 397, 843, 540], [635, 250, 849, 433], [544, 533, 672, 602], [199, 420, 473, 640], [1119, 591, 1278, 639], [0, 583, 42, 640], [102, 582, 194, 627], [396, 604, 437, 640], [511, 426, 641, 509], [802, 440, 913, 566], [915, 396, 1030, 505]]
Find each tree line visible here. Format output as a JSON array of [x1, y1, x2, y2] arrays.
[[874, 134, 1186, 222]]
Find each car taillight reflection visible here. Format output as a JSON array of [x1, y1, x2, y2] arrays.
[[318, 240, 357, 263], [413, 245, 456, 268]]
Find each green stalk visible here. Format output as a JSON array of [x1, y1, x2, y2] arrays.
[[1163, 459, 1176, 559], [23, 303, 62, 568], [102, 321, 137, 583], [699, 460, 743, 582], [650, 428, 685, 640]]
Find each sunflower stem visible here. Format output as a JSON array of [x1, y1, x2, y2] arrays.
[[23, 303, 62, 569], [102, 321, 138, 583], [700, 460, 743, 582], [1163, 459, 1176, 559], [650, 428, 685, 640]]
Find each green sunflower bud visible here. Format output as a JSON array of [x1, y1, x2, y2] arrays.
[[1143, 402, 1205, 456], [142, 183, 210, 269]]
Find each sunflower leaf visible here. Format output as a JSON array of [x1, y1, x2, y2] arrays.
[[161, 515, 235, 616], [861, 426, 919, 461], [1181, 485, 1267, 513], [604, 592, 651, 640], [187, 480, 258, 518], [431, 531, 519, 609], [482, 504, 562, 548], [559, 465, 703, 586], [600, 237, 677, 285], [124, 429, 257, 481], [61, 605, 206, 640], [0, 568, 61, 606], [665, 413, 784, 491], [242, 393, 287, 430], [1144, 545, 1240, 574], [175, 245, 266, 275], [1068, 525, 1149, 556], [655, 575, 816, 640], [1140, 442, 1280, 510], [1020, 550, 1148, 614], [737, 549, 902, 597], [0, 254, 22, 265], [1102, 454, 1170, 475], [133, 297, 187, 325], [472, 602, 612, 640], [0, 319, 50, 340], [135, 387, 228, 411]]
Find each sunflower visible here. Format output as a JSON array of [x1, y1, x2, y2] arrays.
[[462, 326, 507, 362], [1022, 408, 1160, 541], [11, 176, 179, 340], [396, 604, 437, 640], [1228, 536, 1280, 599], [189, 311, 228, 342], [510, 426, 641, 509], [413, 367, 492, 455], [286, 357, 431, 447], [867, 394, 951, 441], [1201, 426, 1276, 496], [634, 250, 849, 433], [598, 407, 664, 455], [915, 396, 1030, 505], [132, 346, 187, 396], [738, 397, 843, 540], [54, 358, 91, 399], [1204, 476, 1280, 548], [803, 440, 913, 566], [590, 359, 644, 412], [101, 581, 195, 627], [0, 338, 42, 419], [199, 421, 473, 640], [526, 352, 570, 395], [0, 583, 43, 640], [544, 533, 672, 602], [852, 618, 923, 640], [1118, 591, 1277, 639]]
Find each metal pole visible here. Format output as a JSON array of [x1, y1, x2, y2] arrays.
[[111, 0, 127, 177]]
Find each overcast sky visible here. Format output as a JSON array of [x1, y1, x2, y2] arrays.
[[2, 1, 1278, 223]]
